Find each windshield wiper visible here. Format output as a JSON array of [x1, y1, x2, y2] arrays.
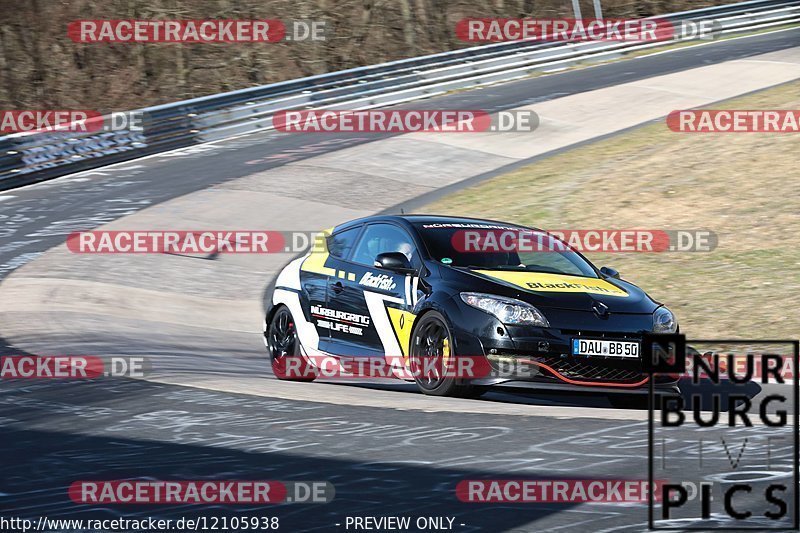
[[456, 264, 526, 270], [491, 265, 526, 270]]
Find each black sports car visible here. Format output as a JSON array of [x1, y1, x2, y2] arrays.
[[263, 215, 680, 403]]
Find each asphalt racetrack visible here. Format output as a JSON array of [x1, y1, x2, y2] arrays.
[[1, 28, 799, 532]]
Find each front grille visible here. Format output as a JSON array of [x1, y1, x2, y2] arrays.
[[531, 355, 646, 384], [559, 329, 644, 341]]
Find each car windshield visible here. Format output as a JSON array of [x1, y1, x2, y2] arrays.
[[413, 222, 598, 278]]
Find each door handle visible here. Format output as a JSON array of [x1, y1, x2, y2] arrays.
[[331, 281, 345, 294]]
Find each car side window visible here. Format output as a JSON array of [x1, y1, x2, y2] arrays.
[[351, 223, 420, 267], [327, 227, 361, 259]]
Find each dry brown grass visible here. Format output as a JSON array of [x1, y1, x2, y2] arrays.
[[425, 81, 800, 339]]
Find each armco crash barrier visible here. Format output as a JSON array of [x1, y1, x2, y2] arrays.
[[0, 0, 797, 191], [0, 110, 196, 189]]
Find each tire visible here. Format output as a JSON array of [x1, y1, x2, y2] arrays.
[[409, 311, 484, 398], [265, 305, 317, 382]]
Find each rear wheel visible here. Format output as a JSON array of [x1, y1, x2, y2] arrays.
[[409, 311, 485, 398], [266, 306, 316, 382]]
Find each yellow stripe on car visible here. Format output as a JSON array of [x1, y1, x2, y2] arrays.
[[387, 307, 416, 358], [475, 270, 629, 297], [301, 228, 336, 276]]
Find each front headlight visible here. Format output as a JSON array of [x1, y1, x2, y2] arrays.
[[653, 306, 677, 333], [460, 292, 549, 327]]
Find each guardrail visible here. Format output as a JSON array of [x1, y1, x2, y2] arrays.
[[1, 0, 798, 191]]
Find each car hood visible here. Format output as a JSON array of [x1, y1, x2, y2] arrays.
[[453, 268, 658, 314]]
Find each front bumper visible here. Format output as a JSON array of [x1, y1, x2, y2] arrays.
[[449, 298, 676, 390], [455, 325, 678, 390], [473, 379, 681, 396]]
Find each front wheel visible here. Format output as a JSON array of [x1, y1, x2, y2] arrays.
[[265, 305, 316, 382], [409, 311, 485, 398]]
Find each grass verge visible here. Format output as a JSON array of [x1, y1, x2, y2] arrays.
[[424, 80, 800, 339]]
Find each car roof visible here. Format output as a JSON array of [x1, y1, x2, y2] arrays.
[[334, 214, 540, 232]]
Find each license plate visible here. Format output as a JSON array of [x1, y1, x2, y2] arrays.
[[572, 339, 639, 358]]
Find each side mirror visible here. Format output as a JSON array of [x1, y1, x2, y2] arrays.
[[600, 266, 620, 279], [374, 252, 416, 274]]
